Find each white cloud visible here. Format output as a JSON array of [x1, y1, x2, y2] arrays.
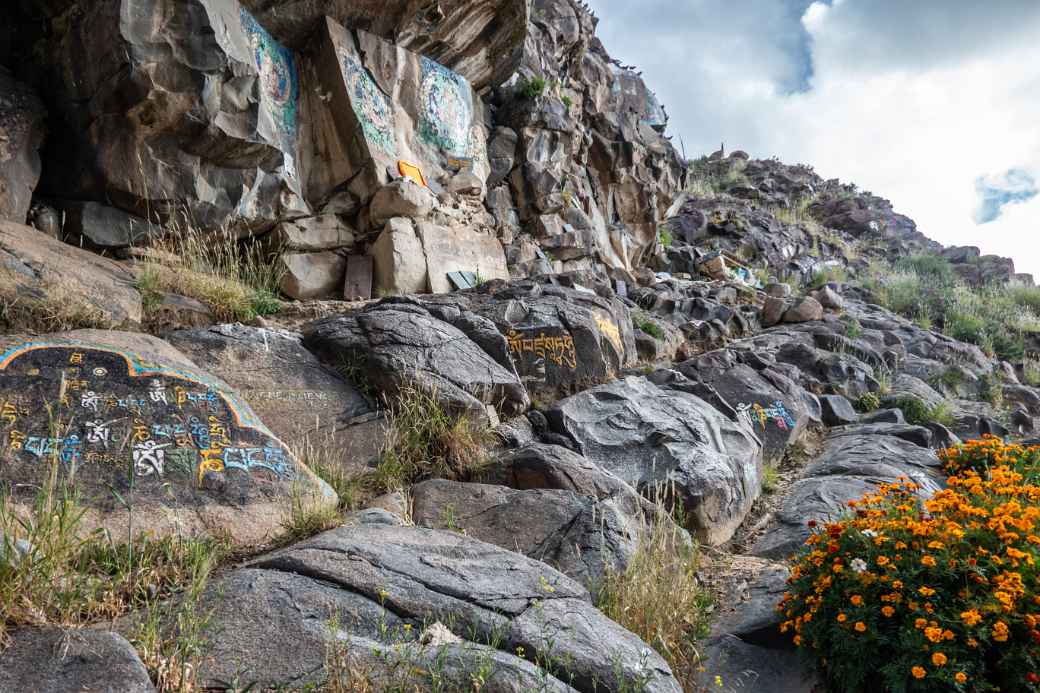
[[587, 0, 1040, 277]]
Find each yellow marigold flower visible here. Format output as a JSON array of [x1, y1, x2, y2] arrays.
[[911, 666, 926, 679], [854, 621, 866, 633], [992, 621, 1009, 642], [931, 652, 947, 666], [955, 672, 968, 684], [918, 586, 936, 597], [921, 555, 937, 567]]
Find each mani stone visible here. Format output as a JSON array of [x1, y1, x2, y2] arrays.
[[0, 331, 335, 546], [415, 221, 509, 293], [301, 19, 490, 204], [164, 323, 378, 467], [343, 254, 373, 301], [369, 217, 428, 296]]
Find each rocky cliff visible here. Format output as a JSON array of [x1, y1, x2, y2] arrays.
[[0, 2, 1037, 693]]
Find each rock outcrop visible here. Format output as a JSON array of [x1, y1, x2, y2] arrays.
[[0, 69, 45, 225]]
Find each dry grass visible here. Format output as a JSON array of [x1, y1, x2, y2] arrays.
[[374, 384, 493, 493], [597, 499, 713, 688], [0, 271, 113, 333], [0, 459, 224, 652], [138, 223, 284, 322]]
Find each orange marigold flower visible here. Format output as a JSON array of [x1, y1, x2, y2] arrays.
[[955, 672, 967, 683], [921, 555, 937, 567], [881, 606, 895, 617], [992, 621, 1010, 642], [854, 621, 866, 633], [911, 666, 926, 679], [850, 595, 863, 606], [931, 652, 947, 666], [837, 613, 847, 623]]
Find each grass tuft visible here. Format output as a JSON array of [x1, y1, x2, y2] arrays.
[[597, 498, 712, 689]]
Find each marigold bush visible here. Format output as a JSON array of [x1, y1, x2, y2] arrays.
[[779, 438, 1040, 692]]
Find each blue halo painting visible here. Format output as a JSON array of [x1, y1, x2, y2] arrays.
[[240, 9, 299, 159], [418, 57, 473, 158], [341, 54, 397, 157]]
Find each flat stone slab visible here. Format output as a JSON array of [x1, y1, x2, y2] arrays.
[[0, 332, 334, 545]]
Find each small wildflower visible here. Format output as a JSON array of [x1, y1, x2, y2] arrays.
[[850, 558, 867, 573]]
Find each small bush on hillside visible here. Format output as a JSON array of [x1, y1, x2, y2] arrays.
[[855, 392, 881, 413], [861, 255, 1039, 363], [809, 265, 848, 289], [518, 76, 547, 99], [780, 438, 1040, 692], [635, 314, 666, 340], [891, 396, 954, 427], [658, 227, 673, 248]]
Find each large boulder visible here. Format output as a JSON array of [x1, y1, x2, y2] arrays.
[[546, 376, 763, 544], [0, 627, 154, 693], [411, 478, 647, 589], [752, 429, 944, 559], [0, 221, 142, 329], [0, 331, 335, 545], [303, 298, 530, 418], [0, 69, 45, 224], [677, 352, 820, 462], [181, 515, 681, 691], [437, 279, 637, 397], [164, 324, 377, 462]]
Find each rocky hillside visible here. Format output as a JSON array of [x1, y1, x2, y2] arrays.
[[1, 2, 1039, 693]]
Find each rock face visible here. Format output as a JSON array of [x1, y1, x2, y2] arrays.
[[546, 376, 763, 544], [411, 478, 645, 589], [0, 331, 334, 545], [186, 515, 681, 692], [0, 69, 45, 224], [302, 22, 491, 204], [0, 627, 155, 693], [492, 0, 684, 274], [241, 0, 528, 89], [0, 221, 142, 329], [43, 0, 309, 231]]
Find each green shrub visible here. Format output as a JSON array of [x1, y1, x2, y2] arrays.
[[519, 76, 547, 99], [855, 392, 881, 412], [658, 227, 673, 248], [891, 396, 954, 427], [635, 315, 666, 340], [809, 265, 848, 289]]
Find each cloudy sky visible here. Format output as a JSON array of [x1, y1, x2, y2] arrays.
[[587, 0, 1040, 277]]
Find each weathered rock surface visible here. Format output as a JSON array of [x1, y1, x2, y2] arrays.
[[186, 516, 681, 691], [677, 352, 820, 462], [164, 323, 375, 458], [0, 627, 155, 693], [60, 201, 161, 250], [0, 331, 334, 545], [0, 69, 45, 224], [411, 478, 646, 588], [279, 250, 346, 300], [0, 220, 142, 329], [546, 376, 763, 544], [241, 0, 528, 89], [303, 298, 530, 417], [752, 430, 944, 558], [43, 0, 309, 231]]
